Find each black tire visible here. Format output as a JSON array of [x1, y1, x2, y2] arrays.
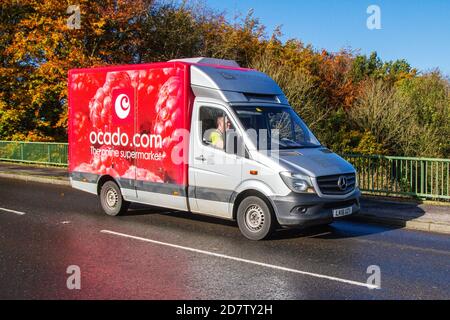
[[237, 196, 275, 240], [99, 180, 129, 216]]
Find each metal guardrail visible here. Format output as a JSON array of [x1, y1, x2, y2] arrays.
[[343, 154, 450, 200], [0, 141, 449, 200], [0, 141, 68, 166]]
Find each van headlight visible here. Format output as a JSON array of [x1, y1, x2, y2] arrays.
[[280, 171, 316, 194]]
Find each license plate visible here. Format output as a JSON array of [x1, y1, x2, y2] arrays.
[[333, 206, 352, 218]]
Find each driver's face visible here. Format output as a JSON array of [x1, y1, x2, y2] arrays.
[[218, 116, 232, 132], [217, 116, 224, 131]]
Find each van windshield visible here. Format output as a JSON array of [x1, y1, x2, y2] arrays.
[[232, 106, 321, 150]]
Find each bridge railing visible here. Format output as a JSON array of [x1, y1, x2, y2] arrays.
[[0, 141, 68, 166], [343, 154, 450, 201]]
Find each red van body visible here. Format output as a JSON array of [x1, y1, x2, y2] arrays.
[[68, 62, 193, 188]]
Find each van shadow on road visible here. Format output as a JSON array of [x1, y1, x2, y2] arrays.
[[270, 197, 428, 241], [125, 203, 237, 227], [123, 200, 426, 241]]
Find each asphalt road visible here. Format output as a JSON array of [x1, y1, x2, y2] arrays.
[[0, 177, 449, 300]]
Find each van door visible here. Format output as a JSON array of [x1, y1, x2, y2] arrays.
[[190, 103, 243, 219]]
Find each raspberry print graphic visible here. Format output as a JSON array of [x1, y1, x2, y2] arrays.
[[128, 67, 183, 134], [128, 67, 185, 184], [72, 162, 95, 174], [73, 66, 187, 184], [89, 72, 132, 133], [152, 76, 185, 183], [128, 67, 180, 97], [71, 72, 105, 93], [70, 73, 105, 114], [74, 146, 131, 177], [71, 111, 92, 165], [73, 112, 90, 144], [123, 166, 163, 182]]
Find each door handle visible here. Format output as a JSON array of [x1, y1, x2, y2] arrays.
[[195, 155, 206, 162]]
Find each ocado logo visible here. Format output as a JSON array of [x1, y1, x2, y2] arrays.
[[115, 94, 131, 119]]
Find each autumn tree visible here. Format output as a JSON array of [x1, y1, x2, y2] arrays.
[[0, 0, 151, 141]]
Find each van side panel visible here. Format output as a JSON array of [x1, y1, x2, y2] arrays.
[[68, 62, 192, 210]]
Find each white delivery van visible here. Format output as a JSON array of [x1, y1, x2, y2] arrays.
[[68, 57, 360, 240]]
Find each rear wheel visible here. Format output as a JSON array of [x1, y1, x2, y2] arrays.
[[237, 196, 275, 240], [100, 181, 129, 216]]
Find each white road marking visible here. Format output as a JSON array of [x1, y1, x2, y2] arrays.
[[0, 207, 26, 215], [307, 232, 332, 238], [101, 229, 378, 289]]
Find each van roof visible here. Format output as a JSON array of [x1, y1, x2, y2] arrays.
[[68, 59, 252, 74]]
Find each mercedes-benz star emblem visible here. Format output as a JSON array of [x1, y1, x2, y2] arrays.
[[337, 176, 347, 190]]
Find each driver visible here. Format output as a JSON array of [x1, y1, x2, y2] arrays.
[[209, 115, 231, 149], [209, 115, 225, 149]]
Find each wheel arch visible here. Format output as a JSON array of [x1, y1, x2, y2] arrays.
[[232, 189, 276, 221], [231, 179, 277, 220], [96, 175, 119, 195]]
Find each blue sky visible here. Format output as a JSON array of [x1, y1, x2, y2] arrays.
[[204, 0, 450, 76]]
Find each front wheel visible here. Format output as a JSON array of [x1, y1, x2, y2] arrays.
[[237, 196, 275, 240], [100, 180, 129, 216]]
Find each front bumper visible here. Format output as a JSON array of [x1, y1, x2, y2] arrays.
[[269, 189, 361, 227]]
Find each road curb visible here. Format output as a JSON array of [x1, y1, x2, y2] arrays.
[[0, 172, 70, 186], [361, 195, 450, 208], [351, 213, 450, 234]]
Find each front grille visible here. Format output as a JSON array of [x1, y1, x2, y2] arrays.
[[316, 173, 355, 195], [323, 199, 358, 209]]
